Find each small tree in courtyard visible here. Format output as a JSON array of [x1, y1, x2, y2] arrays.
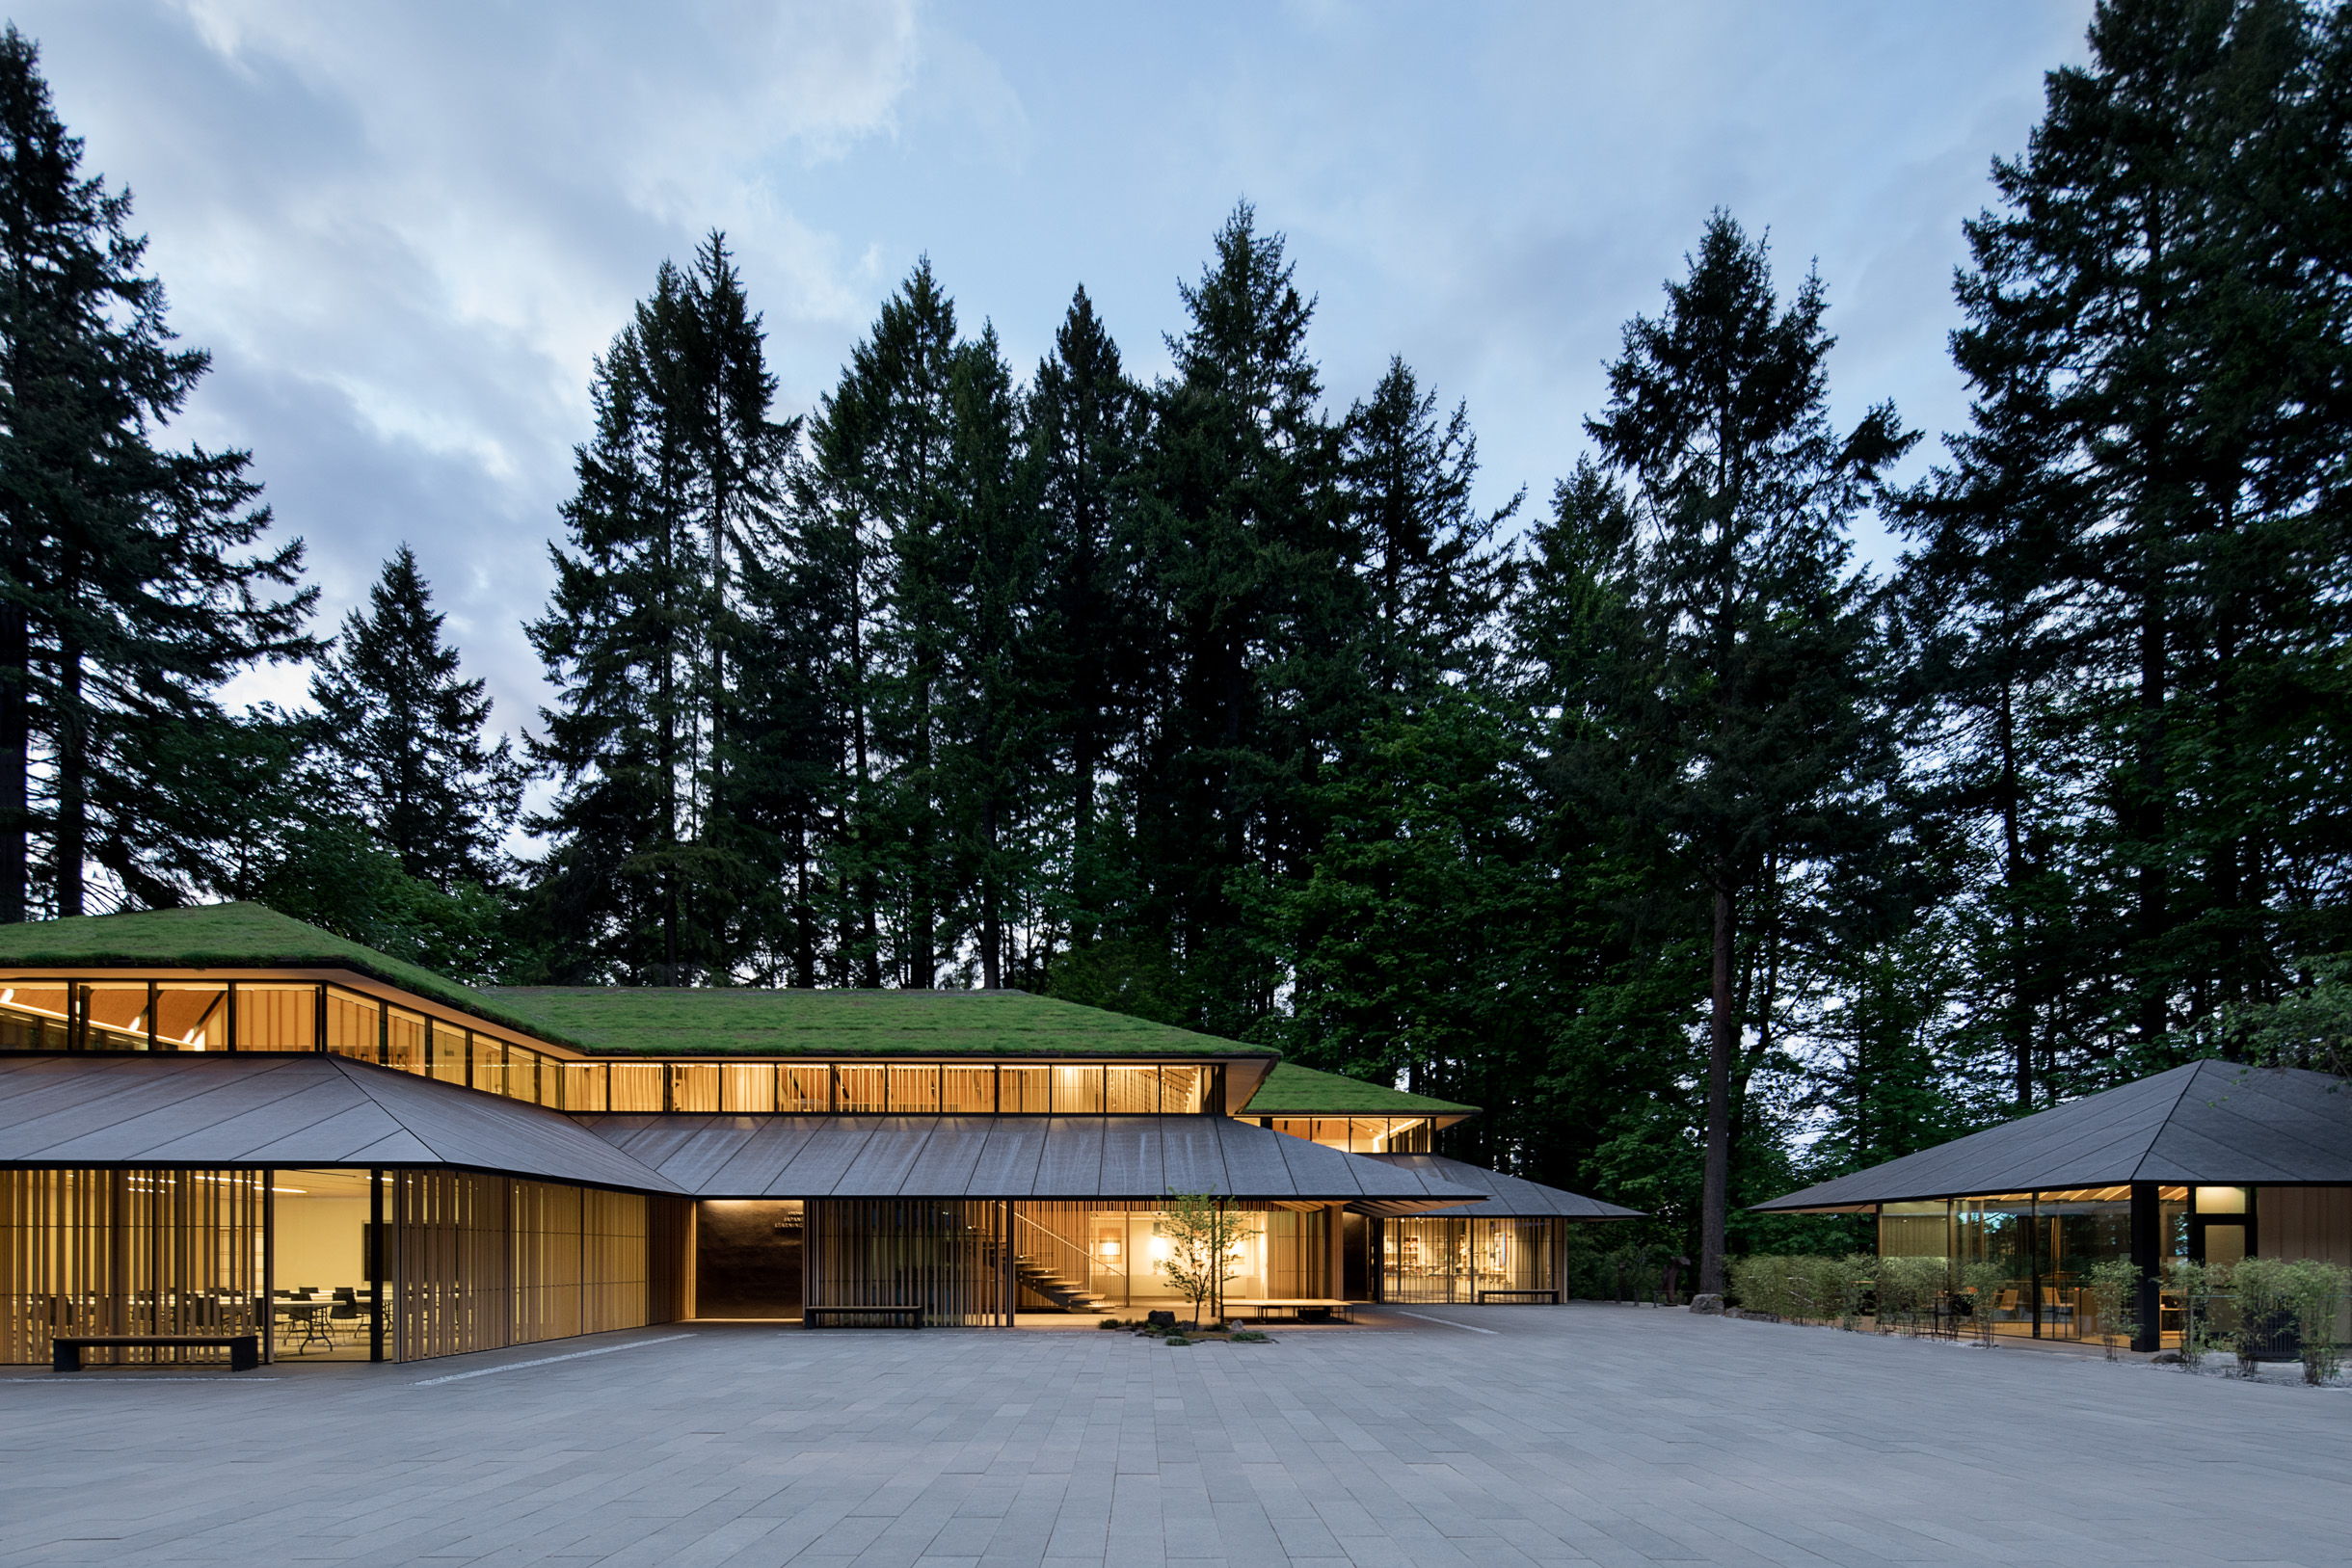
[[1154, 1189, 1244, 1331]]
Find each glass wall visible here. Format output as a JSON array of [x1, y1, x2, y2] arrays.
[[0, 975, 1230, 1118], [0, 1167, 265, 1366], [272, 1168, 378, 1361], [1379, 1216, 1564, 1303], [1886, 1186, 2199, 1342], [1264, 1117, 1435, 1153]]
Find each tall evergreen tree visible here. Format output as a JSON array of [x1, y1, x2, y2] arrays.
[[1907, 0, 2352, 1096], [527, 236, 788, 982], [1135, 202, 1351, 1036], [0, 25, 314, 919], [1027, 286, 1150, 952], [1582, 212, 1912, 1295], [309, 545, 518, 890]]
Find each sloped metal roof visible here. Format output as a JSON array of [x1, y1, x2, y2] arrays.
[[576, 1112, 1489, 1209], [0, 1053, 680, 1192], [1754, 1061, 2352, 1211], [1355, 1153, 1644, 1219]]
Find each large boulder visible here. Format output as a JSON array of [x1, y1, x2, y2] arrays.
[[1689, 1293, 1724, 1316]]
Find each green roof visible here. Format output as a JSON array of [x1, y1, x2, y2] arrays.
[[1239, 1061, 1477, 1117], [480, 986, 1267, 1059], [0, 903, 1271, 1061], [0, 903, 564, 1042]]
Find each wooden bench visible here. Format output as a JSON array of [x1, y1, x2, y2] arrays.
[[802, 1306, 922, 1329], [1475, 1289, 1561, 1304], [1223, 1298, 1354, 1324], [52, 1334, 260, 1372]]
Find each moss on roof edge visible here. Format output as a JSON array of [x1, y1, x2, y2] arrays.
[[1239, 1060, 1478, 1116]]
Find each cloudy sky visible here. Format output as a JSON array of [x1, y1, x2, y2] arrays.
[[17, 0, 2093, 735]]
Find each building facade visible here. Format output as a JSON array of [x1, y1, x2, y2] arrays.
[[0, 905, 1634, 1367], [1755, 1060, 2352, 1350]]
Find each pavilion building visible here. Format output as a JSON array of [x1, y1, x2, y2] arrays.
[[0, 904, 1633, 1367], [1754, 1060, 2352, 1350]]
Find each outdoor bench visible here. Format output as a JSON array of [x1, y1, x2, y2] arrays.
[[1225, 1298, 1353, 1323], [802, 1306, 922, 1329], [52, 1334, 260, 1371], [1476, 1289, 1561, 1304]]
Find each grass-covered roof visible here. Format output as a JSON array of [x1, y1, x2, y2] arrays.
[[0, 902, 557, 1039], [480, 986, 1266, 1059], [0, 904, 1270, 1061], [1239, 1061, 1476, 1117]]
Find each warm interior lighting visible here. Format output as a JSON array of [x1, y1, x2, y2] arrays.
[[1098, 1239, 1120, 1259]]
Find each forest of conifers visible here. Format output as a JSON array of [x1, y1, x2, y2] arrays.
[[2, 3, 2347, 1264]]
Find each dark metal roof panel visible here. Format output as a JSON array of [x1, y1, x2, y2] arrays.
[[771, 1119, 876, 1195], [0, 1054, 682, 1192], [1754, 1062, 2352, 1209], [836, 1117, 934, 1194], [1212, 1117, 1296, 1197], [702, 1119, 823, 1196], [1159, 1118, 1228, 1194], [899, 1117, 990, 1195], [1035, 1117, 1104, 1194], [1097, 1118, 1163, 1197], [966, 1119, 1048, 1197]]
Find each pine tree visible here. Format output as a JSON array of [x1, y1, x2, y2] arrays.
[[1027, 286, 1150, 952], [528, 237, 788, 982], [1909, 0, 2352, 1093], [1340, 357, 1517, 705], [0, 25, 314, 919], [1135, 202, 1350, 1036], [308, 545, 518, 890], [1583, 212, 1912, 1296]]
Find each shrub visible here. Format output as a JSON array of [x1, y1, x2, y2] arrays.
[[2279, 1259, 2349, 1385], [1960, 1262, 2010, 1345], [2083, 1260, 2140, 1360], [1875, 1256, 1951, 1336], [1726, 1255, 1792, 1318], [1231, 1329, 1270, 1343], [2166, 1259, 2220, 1370], [2228, 1257, 2292, 1374]]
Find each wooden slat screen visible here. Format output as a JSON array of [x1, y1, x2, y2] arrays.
[[805, 1199, 1008, 1326], [389, 1172, 656, 1362], [0, 1168, 262, 1365]]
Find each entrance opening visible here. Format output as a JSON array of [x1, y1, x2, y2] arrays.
[[272, 1169, 377, 1360], [694, 1200, 803, 1319]]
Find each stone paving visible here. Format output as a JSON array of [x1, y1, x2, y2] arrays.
[[3, 1303, 2347, 1566]]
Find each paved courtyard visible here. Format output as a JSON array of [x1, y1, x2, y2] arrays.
[[3, 1304, 2346, 1567]]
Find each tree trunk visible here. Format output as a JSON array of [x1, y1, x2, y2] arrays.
[[1998, 678, 2031, 1110], [1698, 878, 1735, 1296], [55, 642, 83, 917], [0, 598, 27, 923]]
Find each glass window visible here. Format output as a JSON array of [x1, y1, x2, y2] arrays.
[[85, 982, 154, 1050], [1159, 1065, 1207, 1114], [0, 983, 71, 1050], [386, 1008, 427, 1076], [835, 1065, 885, 1113], [1878, 1200, 1950, 1259], [721, 1063, 775, 1113], [236, 984, 317, 1052], [780, 1064, 829, 1113], [470, 1032, 507, 1096], [942, 1065, 995, 1113], [2196, 1185, 2247, 1215], [669, 1063, 719, 1113], [324, 989, 380, 1062], [429, 1025, 467, 1086], [1000, 1066, 1050, 1113], [562, 1059, 607, 1111], [887, 1065, 939, 1113], [1053, 1065, 1104, 1115], [609, 1061, 662, 1112], [1105, 1068, 1160, 1114]]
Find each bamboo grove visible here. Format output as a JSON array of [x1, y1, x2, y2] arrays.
[[2, 4, 2347, 1276]]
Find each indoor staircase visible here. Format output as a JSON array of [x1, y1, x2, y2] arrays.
[[1012, 1253, 1110, 1316]]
